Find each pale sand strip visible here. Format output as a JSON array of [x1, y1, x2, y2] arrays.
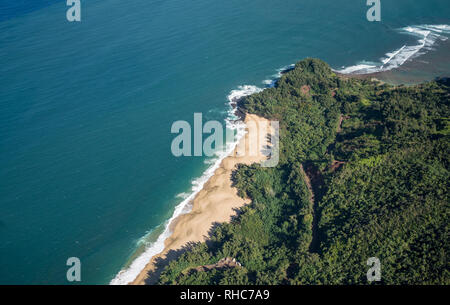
[[131, 114, 273, 285]]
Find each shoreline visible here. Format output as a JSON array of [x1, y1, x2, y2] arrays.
[[130, 113, 273, 285], [110, 84, 265, 285], [334, 24, 450, 83], [112, 23, 450, 284]]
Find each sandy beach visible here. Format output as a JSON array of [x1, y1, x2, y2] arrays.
[[131, 113, 273, 285]]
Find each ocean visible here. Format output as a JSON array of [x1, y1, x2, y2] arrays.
[[0, 0, 449, 284]]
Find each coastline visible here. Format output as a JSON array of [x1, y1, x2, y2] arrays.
[[111, 23, 450, 285], [334, 24, 450, 79], [1, 0, 449, 284], [130, 113, 273, 285]]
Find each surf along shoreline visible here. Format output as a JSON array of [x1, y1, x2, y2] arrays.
[[131, 112, 274, 285], [112, 23, 450, 285], [109, 81, 276, 285]]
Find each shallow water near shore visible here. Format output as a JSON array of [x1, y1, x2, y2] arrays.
[[0, 0, 449, 284], [375, 38, 450, 85]]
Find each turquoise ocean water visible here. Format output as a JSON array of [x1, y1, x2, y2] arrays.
[[1, 0, 449, 284]]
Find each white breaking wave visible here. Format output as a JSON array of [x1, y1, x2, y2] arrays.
[[337, 24, 450, 74], [110, 84, 263, 285], [110, 24, 450, 283], [227, 85, 263, 103], [262, 64, 296, 88]]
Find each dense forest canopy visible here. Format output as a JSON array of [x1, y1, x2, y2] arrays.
[[157, 59, 449, 285]]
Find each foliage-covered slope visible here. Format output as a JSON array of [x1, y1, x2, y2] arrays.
[[158, 59, 449, 285]]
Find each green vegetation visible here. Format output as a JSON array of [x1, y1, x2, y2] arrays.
[[158, 59, 449, 285]]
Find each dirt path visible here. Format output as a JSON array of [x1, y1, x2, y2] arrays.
[[192, 257, 241, 272], [300, 164, 314, 205], [299, 163, 323, 253]]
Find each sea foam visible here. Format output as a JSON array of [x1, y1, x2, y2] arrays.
[[338, 24, 450, 74], [262, 64, 295, 88], [110, 85, 263, 285], [110, 24, 450, 285]]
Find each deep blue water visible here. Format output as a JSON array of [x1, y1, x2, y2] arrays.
[[0, 0, 58, 21], [0, 0, 449, 284]]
